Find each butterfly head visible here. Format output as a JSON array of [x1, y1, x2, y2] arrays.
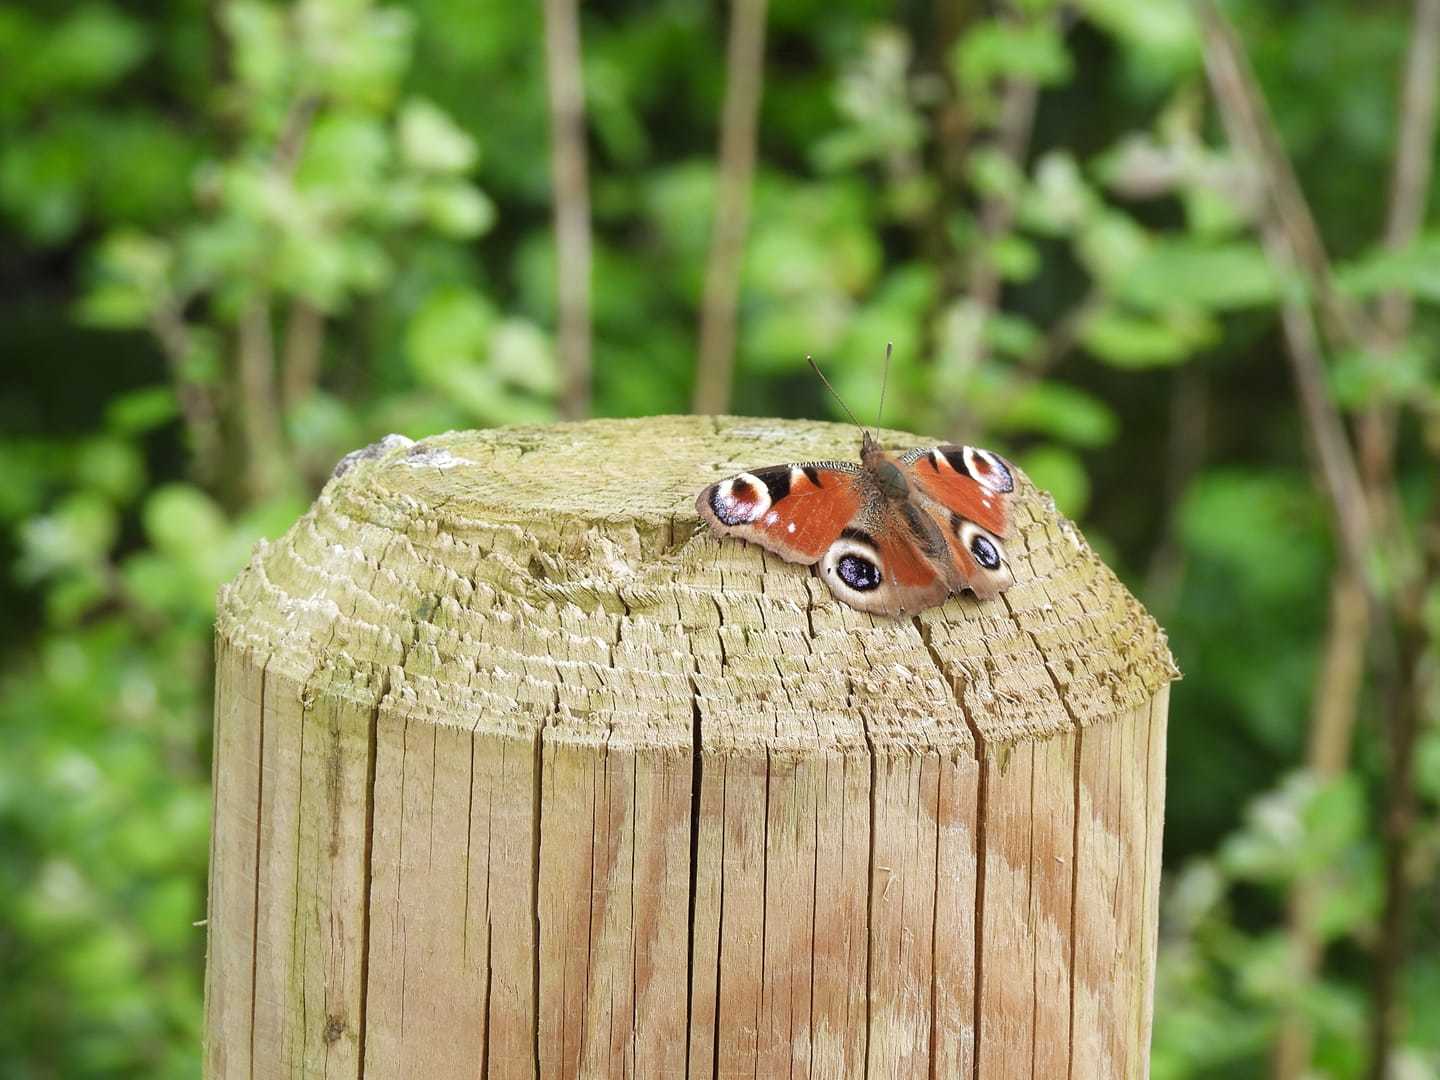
[[856, 431, 906, 500]]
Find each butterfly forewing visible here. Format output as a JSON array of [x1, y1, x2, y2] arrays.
[[695, 462, 865, 563], [899, 444, 1012, 538]]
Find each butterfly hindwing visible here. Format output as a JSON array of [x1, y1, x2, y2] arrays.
[[817, 505, 950, 615]]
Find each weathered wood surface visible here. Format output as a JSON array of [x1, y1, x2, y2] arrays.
[[204, 416, 1178, 1079]]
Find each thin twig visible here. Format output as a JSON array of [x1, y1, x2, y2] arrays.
[[971, 77, 1039, 315], [925, 3, 980, 323], [236, 298, 285, 503], [1361, 8, 1440, 1073], [1195, 3, 1375, 351], [1372, 613, 1429, 1080], [1377, 0, 1440, 345], [1144, 366, 1209, 608], [542, 0, 593, 420], [1199, 5, 1373, 579], [1367, 18, 1440, 1066], [1272, 569, 1369, 1080], [274, 94, 320, 178], [281, 300, 325, 414], [1359, 0, 1440, 490], [150, 306, 223, 485], [692, 0, 769, 415], [942, 41, 1043, 437]]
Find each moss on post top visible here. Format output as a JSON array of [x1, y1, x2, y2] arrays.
[[216, 415, 1178, 754]]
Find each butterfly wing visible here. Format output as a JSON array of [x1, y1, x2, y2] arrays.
[[696, 462, 866, 564], [899, 444, 1017, 601], [817, 500, 951, 615]]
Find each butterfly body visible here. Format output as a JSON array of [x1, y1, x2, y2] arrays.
[[696, 431, 1018, 616]]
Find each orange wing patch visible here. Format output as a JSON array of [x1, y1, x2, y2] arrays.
[[906, 448, 1010, 537], [697, 464, 865, 564], [750, 466, 863, 560], [872, 525, 943, 589]]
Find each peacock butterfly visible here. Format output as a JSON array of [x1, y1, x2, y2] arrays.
[[694, 350, 1018, 616]]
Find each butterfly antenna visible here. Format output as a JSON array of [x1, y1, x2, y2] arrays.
[[806, 354, 865, 431], [875, 342, 892, 434]]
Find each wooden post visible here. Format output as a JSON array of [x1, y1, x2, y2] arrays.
[[204, 416, 1178, 1078]]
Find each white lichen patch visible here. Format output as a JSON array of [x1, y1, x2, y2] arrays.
[[397, 447, 472, 470], [332, 433, 415, 477]]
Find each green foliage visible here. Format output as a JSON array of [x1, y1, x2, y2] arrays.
[[3, 0, 1439, 1076]]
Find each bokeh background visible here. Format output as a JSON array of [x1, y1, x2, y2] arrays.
[[2, 0, 1438, 1076]]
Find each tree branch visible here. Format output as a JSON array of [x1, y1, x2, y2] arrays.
[[942, 49, 1043, 437], [692, 0, 769, 416], [150, 306, 223, 486], [1272, 568, 1369, 1080], [236, 299, 286, 503], [542, 0, 593, 420], [1378, 0, 1440, 345], [274, 94, 319, 178], [1359, 0, 1440, 489], [281, 300, 325, 414], [1198, 3, 1373, 580], [1361, 9, 1440, 1073], [1195, 3, 1375, 352]]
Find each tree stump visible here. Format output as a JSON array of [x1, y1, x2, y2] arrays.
[[205, 416, 1178, 1079]]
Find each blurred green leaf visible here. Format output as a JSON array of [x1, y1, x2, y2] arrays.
[[966, 147, 1027, 202], [1329, 343, 1434, 408], [1118, 240, 1283, 312], [1335, 234, 1440, 302], [142, 484, 227, 561], [1018, 151, 1098, 235], [298, 113, 391, 204], [1179, 469, 1326, 599], [983, 311, 1042, 360], [406, 285, 497, 371], [1081, 305, 1218, 368], [405, 287, 554, 422], [1078, 0, 1199, 75], [399, 98, 478, 173], [953, 20, 1073, 93], [74, 439, 145, 504], [986, 233, 1040, 282], [105, 385, 181, 434], [34, 5, 150, 98], [420, 181, 495, 238], [991, 381, 1118, 447], [78, 230, 173, 328], [1016, 444, 1091, 516], [16, 492, 117, 583]]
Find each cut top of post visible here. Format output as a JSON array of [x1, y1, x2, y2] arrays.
[[217, 416, 1178, 758]]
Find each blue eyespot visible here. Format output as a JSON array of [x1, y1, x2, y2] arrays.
[[969, 533, 1001, 570], [837, 553, 882, 591]]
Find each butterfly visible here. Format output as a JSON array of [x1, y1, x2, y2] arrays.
[[694, 351, 1018, 616]]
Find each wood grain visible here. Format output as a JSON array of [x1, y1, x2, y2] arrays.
[[206, 416, 1178, 1077]]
